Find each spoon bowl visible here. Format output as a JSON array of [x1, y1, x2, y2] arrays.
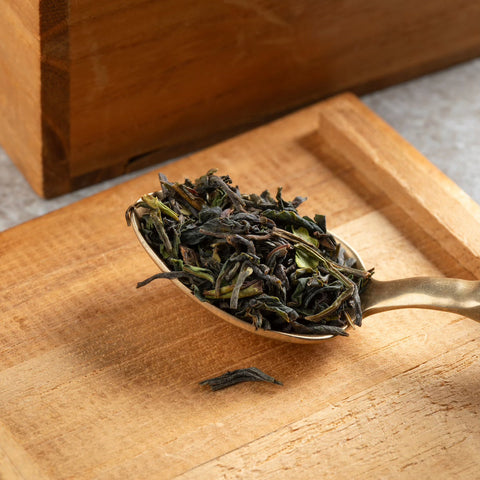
[[130, 202, 368, 343], [129, 201, 480, 343]]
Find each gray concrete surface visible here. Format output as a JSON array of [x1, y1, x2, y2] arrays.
[[1, 58, 479, 232], [362, 58, 480, 202]]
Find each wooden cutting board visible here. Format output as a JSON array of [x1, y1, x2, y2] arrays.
[[1, 94, 479, 479]]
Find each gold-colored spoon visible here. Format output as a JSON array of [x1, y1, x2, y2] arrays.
[[129, 209, 480, 344]]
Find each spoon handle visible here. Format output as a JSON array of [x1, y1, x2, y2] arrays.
[[361, 278, 480, 322]]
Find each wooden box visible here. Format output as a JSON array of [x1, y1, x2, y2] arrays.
[[2, 0, 480, 198]]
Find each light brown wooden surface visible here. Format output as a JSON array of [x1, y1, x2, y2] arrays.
[[0, 0, 42, 194], [3, 1, 480, 197], [318, 93, 480, 278], [1, 94, 479, 479]]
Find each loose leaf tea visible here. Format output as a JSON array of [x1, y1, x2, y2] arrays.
[[200, 367, 283, 391], [127, 169, 373, 337]]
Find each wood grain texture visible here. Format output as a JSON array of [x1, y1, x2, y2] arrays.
[[3, 1, 480, 197], [318, 93, 480, 278], [0, 0, 70, 198], [40, 0, 70, 197], [0, 94, 479, 479], [179, 339, 480, 480], [0, 421, 49, 480], [68, 0, 480, 181], [0, 0, 42, 193]]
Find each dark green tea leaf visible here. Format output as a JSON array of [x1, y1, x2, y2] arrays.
[[200, 367, 283, 391], [127, 170, 373, 338]]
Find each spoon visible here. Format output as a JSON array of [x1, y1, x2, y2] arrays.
[[129, 208, 480, 344]]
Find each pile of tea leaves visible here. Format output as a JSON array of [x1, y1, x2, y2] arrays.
[[127, 169, 373, 337]]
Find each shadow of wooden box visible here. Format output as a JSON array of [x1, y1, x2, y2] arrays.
[[1, 1, 480, 198]]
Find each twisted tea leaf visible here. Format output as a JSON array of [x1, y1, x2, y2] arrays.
[[127, 170, 373, 336], [200, 367, 283, 391]]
